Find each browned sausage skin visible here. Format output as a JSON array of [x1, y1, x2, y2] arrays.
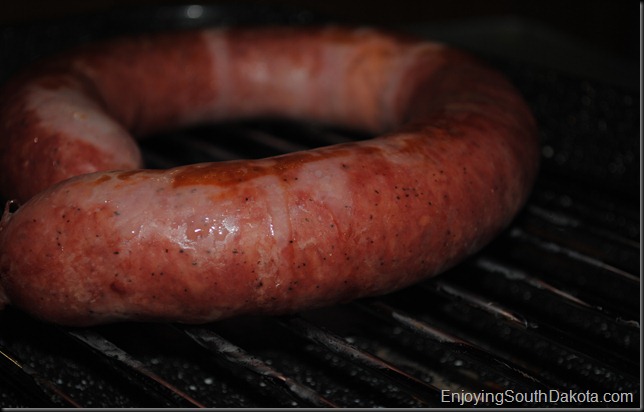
[[0, 26, 539, 325]]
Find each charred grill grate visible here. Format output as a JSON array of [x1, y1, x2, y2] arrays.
[[0, 4, 640, 409]]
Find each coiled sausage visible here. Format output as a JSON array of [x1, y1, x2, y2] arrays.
[[0, 26, 539, 326]]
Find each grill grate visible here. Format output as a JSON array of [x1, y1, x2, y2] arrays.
[[0, 4, 640, 409]]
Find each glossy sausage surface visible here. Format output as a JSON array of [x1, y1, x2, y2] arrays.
[[0, 27, 539, 325]]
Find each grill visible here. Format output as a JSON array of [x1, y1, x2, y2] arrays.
[[0, 3, 640, 408]]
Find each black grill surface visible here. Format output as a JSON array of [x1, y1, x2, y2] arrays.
[[0, 4, 640, 408]]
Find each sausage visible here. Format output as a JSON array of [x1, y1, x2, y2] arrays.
[[0, 26, 539, 326]]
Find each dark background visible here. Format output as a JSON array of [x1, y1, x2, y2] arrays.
[[2, 0, 640, 64]]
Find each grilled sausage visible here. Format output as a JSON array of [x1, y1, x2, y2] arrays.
[[0, 26, 539, 326]]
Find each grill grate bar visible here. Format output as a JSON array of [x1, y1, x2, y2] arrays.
[[526, 204, 640, 251], [473, 257, 640, 349], [532, 175, 639, 241], [501, 227, 640, 318], [507, 228, 639, 283], [0, 346, 82, 408], [405, 282, 639, 394], [248, 120, 372, 148], [523, 204, 640, 275], [141, 124, 307, 169], [180, 325, 339, 408], [425, 280, 530, 329], [405, 283, 592, 392], [475, 257, 597, 309], [141, 132, 242, 169], [356, 299, 553, 393], [140, 120, 371, 168], [277, 315, 443, 407], [457, 259, 639, 376], [178, 134, 246, 162], [233, 127, 312, 154], [67, 329, 206, 408], [281, 122, 360, 145], [420, 273, 638, 371]]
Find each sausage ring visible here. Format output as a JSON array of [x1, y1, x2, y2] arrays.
[[0, 27, 539, 326]]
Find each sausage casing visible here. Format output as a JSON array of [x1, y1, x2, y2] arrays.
[[0, 27, 539, 325]]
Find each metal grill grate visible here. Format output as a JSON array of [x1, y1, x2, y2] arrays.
[[0, 4, 640, 409]]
